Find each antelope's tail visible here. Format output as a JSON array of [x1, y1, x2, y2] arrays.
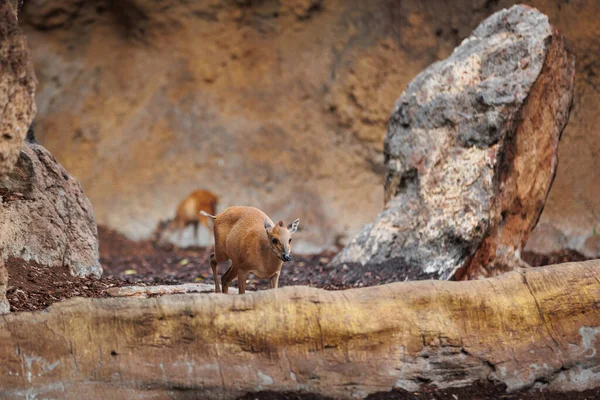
[[200, 210, 217, 220]]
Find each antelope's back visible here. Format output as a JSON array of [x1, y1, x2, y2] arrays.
[[216, 207, 270, 233], [192, 190, 218, 213]]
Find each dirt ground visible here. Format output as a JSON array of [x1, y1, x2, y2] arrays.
[[5, 257, 125, 312], [238, 382, 600, 399], [5, 225, 590, 313], [97, 226, 588, 290], [98, 225, 437, 290]]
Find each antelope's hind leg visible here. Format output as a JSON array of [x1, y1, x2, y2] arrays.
[[210, 253, 220, 293], [237, 269, 249, 295], [221, 262, 238, 294]]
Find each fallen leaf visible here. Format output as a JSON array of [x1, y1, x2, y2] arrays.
[[123, 269, 137, 275]]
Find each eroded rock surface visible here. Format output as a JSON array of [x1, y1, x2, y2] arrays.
[[20, 0, 394, 252], [14, 1, 600, 257], [0, 141, 101, 277], [0, 0, 37, 314], [334, 5, 575, 280], [0, 0, 36, 177]]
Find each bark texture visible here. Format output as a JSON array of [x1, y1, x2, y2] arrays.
[[2, 260, 600, 399], [333, 5, 575, 279]]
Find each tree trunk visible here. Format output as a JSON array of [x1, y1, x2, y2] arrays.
[[2, 260, 600, 399]]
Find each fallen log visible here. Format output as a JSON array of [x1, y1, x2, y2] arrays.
[[2, 260, 600, 399]]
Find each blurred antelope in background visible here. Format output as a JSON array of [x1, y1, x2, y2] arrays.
[[157, 189, 218, 247], [200, 206, 299, 294]]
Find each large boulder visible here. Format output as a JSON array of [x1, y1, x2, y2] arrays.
[[0, 139, 101, 277], [333, 5, 575, 280]]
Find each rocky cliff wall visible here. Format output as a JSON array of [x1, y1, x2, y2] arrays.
[[20, 0, 600, 255]]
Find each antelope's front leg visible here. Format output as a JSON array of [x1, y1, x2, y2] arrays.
[[269, 273, 280, 289], [237, 270, 248, 294]]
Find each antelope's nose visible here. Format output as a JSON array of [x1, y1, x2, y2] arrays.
[[282, 254, 292, 262]]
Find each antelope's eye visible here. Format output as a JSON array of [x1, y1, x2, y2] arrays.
[[289, 238, 292, 243], [272, 238, 279, 245]]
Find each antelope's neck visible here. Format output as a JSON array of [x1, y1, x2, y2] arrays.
[[262, 243, 282, 269]]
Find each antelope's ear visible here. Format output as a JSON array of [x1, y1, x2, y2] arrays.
[[264, 219, 273, 234], [288, 218, 300, 234]]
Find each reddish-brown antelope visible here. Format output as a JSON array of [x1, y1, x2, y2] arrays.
[[200, 206, 300, 294], [158, 189, 218, 247]]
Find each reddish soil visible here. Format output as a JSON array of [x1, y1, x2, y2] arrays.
[[239, 383, 600, 399], [99, 226, 446, 289], [366, 383, 600, 399], [98, 225, 590, 291], [5, 257, 124, 312], [522, 248, 589, 266], [238, 382, 600, 399]]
